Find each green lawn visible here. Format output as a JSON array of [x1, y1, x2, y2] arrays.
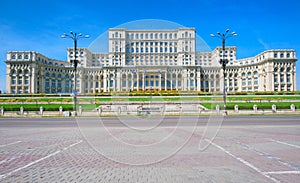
[[201, 102, 300, 110], [0, 104, 101, 111], [0, 94, 299, 111]]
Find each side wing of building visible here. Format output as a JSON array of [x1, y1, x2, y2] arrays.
[[4, 28, 297, 94]]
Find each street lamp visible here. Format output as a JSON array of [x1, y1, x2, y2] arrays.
[[210, 29, 237, 115], [61, 31, 89, 116]]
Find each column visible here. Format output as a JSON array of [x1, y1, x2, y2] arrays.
[[142, 72, 145, 91], [117, 70, 121, 91], [164, 71, 167, 91], [103, 70, 107, 92], [170, 73, 173, 90], [197, 68, 201, 91], [183, 69, 187, 91], [159, 73, 162, 91], [136, 72, 139, 91], [293, 68, 296, 91], [175, 72, 178, 90], [6, 64, 11, 93]]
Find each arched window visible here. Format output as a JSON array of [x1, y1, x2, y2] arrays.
[[18, 55, 22, 59], [274, 67, 278, 72], [24, 54, 29, 59], [18, 70, 22, 75], [287, 67, 291, 72], [280, 68, 284, 73], [280, 53, 284, 58], [51, 73, 56, 78], [11, 55, 16, 59]]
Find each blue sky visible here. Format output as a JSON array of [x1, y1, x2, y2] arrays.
[[0, 0, 299, 92]]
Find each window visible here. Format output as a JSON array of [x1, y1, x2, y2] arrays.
[[11, 77, 16, 84], [280, 53, 284, 58], [274, 53, 278, 58], [280, 74, 284, 82], [287, 74, 291, 82], [274, 74, 278, 82]]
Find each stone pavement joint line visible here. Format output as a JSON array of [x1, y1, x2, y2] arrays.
[[263, 171, 300, 175], [270, 139, 300, 149], [0, 141, 22, 148], [205, 139, 280, 183], [0, 140, 82, 180]]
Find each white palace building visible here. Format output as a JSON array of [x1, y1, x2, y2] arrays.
[[5, 27, 297, 94]]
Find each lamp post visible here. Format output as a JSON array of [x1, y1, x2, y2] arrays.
[[210, 29, 237, 115], [61, 31, 89, 116]]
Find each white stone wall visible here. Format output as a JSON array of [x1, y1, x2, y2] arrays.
[[5, 29, 298, 94]]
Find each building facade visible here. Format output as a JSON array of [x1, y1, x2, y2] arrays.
[[5, 28, 297, 94]]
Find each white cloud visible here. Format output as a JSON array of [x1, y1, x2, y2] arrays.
[[258, 38, 270, 50]]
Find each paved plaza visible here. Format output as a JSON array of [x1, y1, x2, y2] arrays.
[[0, 116, 299, 182]]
